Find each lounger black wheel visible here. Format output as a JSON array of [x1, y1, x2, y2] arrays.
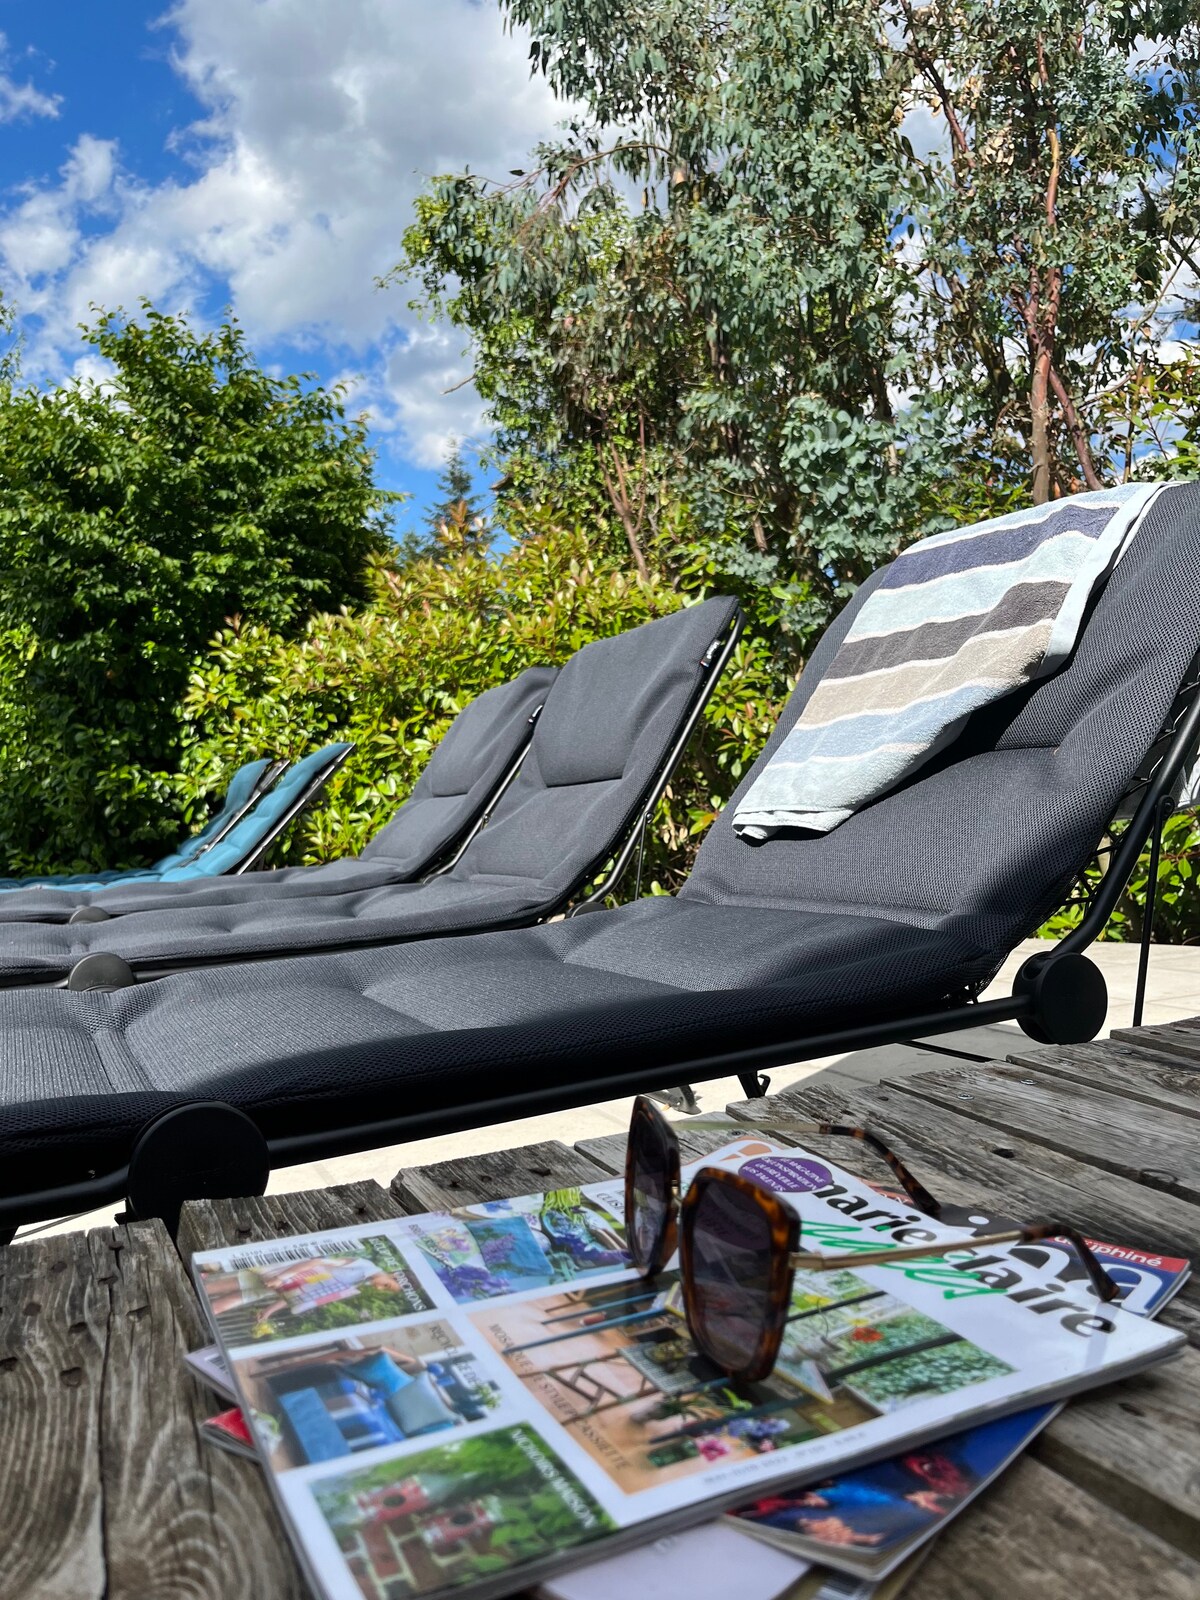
[[124, 1102, 270, 1236], [1014, 951, 1108, 1045]]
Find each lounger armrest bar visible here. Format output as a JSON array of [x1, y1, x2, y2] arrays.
[[232, 744, 356, 874]]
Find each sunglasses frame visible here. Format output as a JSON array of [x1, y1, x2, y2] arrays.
[[624, 1095, 1121, 1384], [679, 1165, 801, 1383]]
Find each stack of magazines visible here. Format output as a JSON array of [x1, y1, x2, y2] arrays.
[[184, 1136, 1188, 1600]]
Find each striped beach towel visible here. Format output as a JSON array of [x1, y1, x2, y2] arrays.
[[733, 483, 1166, 838]]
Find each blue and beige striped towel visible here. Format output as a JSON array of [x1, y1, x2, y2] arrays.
[[733, 483, 1166, 838]]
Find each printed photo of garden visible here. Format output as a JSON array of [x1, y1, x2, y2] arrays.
[[470, 1271, 1013, 1494], [403, 1186, 627, 1303], [309, 1422, 614, 1600]]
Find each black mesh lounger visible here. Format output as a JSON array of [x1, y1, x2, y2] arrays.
[[0, 597, 741, 983], [0, 485, 1198, 1235], [0, 671, 555, 926]]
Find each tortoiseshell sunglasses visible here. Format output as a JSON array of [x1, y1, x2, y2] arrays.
[[624, 1095, 1120, 1384]]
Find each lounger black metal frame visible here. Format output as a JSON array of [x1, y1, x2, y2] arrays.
[[186, 756, 290, 863], [2, 618, 1195, 1240], [231, 743, 356, 874]]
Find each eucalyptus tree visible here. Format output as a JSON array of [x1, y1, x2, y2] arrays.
[[894, 1, 1200, 503], [401, 0, 945, 641]]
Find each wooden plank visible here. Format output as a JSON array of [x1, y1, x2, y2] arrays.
[[93, 1221, 307, 1600], [888, 1060, 1200, 1205], [390, 1140, 610, 1214], [0, 1223, 306, 1600], [575, 1124, 746, 1176], [1111, 1020, 1200, 1066], [0, 1229, 105, 1600], [912, 1454, 1200, 1599], [730, 1079, 1200, 1344], [1032, 1345, 1200, 1561], [1004, 1039, 1200, 1119], [176, 1179, 401, 1270]]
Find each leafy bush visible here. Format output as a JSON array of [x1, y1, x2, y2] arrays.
[[0, 304, 393, 874], [1038, 810, 1200, 946], [179, 508, 790, 893]]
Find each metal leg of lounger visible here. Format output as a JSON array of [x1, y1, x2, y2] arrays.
[[737, 1071, 770, 1099], [1132, 793, 1174, 1028], [646, 1086, 701, 1114]]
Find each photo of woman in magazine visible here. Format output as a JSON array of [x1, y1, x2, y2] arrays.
[[196, 1234, 433, 1344], [735, 1406, 1055, 1567]]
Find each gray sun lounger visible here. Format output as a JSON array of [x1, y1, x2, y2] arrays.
[[0, 598, 741, 984], [0, 484, 1197, 1235], [0, 673, 555, 926]]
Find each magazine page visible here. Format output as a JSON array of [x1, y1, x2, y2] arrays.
[[191, 1138, 1184, 1600]]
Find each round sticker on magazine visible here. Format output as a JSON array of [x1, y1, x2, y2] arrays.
[[741, 1155, 831, 1193]]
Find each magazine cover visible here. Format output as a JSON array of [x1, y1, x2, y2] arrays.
[[191, 1137, 1185, 1600], [730, 1201, 1189, 1578]]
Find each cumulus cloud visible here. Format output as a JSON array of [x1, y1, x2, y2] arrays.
[[0, 34, 60, 124], [0, 1, 564, 466]]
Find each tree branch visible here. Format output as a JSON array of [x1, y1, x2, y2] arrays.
[[1048, 364, 1103, 490]]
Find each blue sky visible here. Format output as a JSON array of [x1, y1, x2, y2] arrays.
[[0, 1, 564, 537]]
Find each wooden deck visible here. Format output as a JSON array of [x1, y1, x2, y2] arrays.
[[2, 1021, 1199, 1598]]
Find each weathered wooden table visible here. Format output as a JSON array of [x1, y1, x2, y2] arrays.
[[4, 1019, 1200, 1599]]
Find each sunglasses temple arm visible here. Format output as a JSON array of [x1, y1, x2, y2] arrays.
[[791, 1228, 1027, 1273], [683, 1116, 941, 1216], [792, 1228, 1121, 1301]]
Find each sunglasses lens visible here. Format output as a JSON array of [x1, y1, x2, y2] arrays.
[[686, 1177, 777, 1377], [627, 1104, 675, 1273]]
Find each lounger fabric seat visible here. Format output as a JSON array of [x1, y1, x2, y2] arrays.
[[1, 483, 1197, 1212], [0, 672, 554, 924], [0, 746, 352, 920], [0, 756, 279, 895], [0, 599, 738, 978]]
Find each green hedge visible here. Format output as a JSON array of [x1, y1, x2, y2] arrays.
[[176, 513, 789, 896]]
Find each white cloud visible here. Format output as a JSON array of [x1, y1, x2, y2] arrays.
[[0, 1, 565, 467], [0, 34, 60, 124]]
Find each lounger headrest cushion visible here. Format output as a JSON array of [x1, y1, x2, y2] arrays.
[[533, 602, 734, 789], [424, 670, 556, 797]]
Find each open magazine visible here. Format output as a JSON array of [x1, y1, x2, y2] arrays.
[[189, 1137, 1185, 1600]]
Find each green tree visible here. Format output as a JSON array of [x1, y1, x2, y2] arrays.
[[896, 1, 1200, 505], [399, 0, 948, 644], [0, 303, 396, 873], [429, 437, 486, 540]]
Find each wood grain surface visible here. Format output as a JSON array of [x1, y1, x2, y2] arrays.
[[4, 1016, 1199, 1600]]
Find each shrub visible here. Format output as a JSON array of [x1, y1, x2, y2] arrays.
[[0, 304, 393, 874], [178, 508, 790, 893]]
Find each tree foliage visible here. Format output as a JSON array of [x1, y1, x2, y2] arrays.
[[0, 304, 395, 872], [896, 1, 1200, 504], [400, 0, 952, 643]]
